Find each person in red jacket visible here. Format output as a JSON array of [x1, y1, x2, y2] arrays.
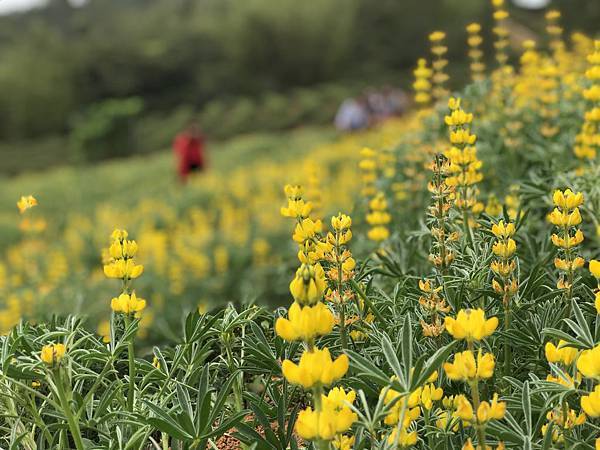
[[173, 123, 206, 182]]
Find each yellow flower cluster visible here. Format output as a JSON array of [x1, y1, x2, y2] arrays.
[[429, 31, 449, 102], [574, 40, 600, 161], [545, 10, 564, 58], [548, 189, 585, 292], [466, 23, 485, 82], [103, 229, 147, 316], [444, 309, 505, 447], [110, 292, 147, 315], [418, 279, 450, 338], [382, 371, 443, 447], [323, 213, 357, 347], [17, 194, 46, 234], [278, 185, 354, 445], [413, 58, 433, 106], [541, 407, 586, 444], [358, 147, 378, 198], [426, 154, 457, 271], [103, 230, 144, 281], [295, 388, 357, 441], [490, 220, 518, 298], [491, 0, 509, 67], [40, 342, 66, 367], [445, 308, 498, 343], [366, 192, 391, 243], [444, 98, 483, 229], [17, 195, 38, 214]]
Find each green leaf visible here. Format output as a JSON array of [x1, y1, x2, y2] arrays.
[[143, 400, 194, 440]]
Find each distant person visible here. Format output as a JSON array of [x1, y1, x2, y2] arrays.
[[173, 123, 205, 182], [334, 98, 369, 132]]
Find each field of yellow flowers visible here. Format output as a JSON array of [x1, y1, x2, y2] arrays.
[[3, 3, 600, 449]]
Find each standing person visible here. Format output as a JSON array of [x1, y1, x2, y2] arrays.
[[173, 122, 206, 183]]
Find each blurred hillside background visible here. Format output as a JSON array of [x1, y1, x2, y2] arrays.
[[0, 0, 598, 175]]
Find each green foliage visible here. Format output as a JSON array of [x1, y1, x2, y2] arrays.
[[69, 97, 144, 162]]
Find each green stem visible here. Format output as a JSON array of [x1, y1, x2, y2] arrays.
[[503, 295, 511, 379], [462, 208, 473, 248], [124, 315, 136, 412], [335, 235, 348, 350], [54, 370, 85, 450]]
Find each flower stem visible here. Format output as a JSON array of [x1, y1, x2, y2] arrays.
[[54, 370, 85, 450], [123, 315, 136, 412]]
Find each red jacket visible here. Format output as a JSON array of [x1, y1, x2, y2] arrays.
[[173, 133, 205, 179]]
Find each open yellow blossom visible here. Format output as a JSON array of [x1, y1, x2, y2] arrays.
[[110, 292, 147, 314], [492, 238, 517, 258], [275, 302, 334, 342], [545, 340, 578, 365], [444, 350, 495, 381], [295, 405, 355, 441], [581, 385, 600, 417], [40, 343, 66, 366], [103, 258, 144, 280], [553, 189, 583, 209], [476, 393, 506, 423], [491, 220, 515, 238], [444, 309, 498, 342], [282, 347, 348, 389], [420, 383, 444, 410], [577, 345, 600, 379], [17, 195, 38, 214]]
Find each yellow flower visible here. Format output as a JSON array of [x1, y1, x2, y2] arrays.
[[476, 393, 506, 423], [103, 259, 144, 280], [444, 309, 498, 342], [110, 292, 147, 314], [492, 238, 517, 258], [333, 435, 355, 450], [420, 383, 443, 410], [590, 260, 600, 278], [109, 240, 138, 259], [331, 213, 352, 231], [553, 189, 584, 209], [40, 343, 66, 366], [387, 427, 418, 447], [111, 229, 129, 241], [17, 195, 38, 214], [429, 31, 446, 42], [581, 385, 600, 417], [282, 347, 348, 389], [295, 391, 357, 441], [595, 292, 600, 315], [454, 395, 474, 421], [547, 208, 582, 227], [275, 302, 334, 342], [293, 218, 322, 244], [444, 350, 495, 382], [545, 340, 578, 365], [289, 263, 326, 306], [491, 220, 515, 238], [577, 345, 600, 379]]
